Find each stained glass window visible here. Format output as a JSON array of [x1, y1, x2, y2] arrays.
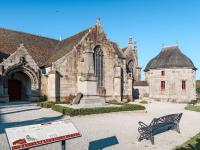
[[93, 46, 103, 86]]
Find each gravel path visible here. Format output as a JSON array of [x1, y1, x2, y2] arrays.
[[0, 101, 200, 150]]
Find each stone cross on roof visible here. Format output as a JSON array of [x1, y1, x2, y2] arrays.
[[96, 17, 101, 26]]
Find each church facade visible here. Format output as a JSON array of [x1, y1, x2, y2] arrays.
[[0, 20, 141, 103]]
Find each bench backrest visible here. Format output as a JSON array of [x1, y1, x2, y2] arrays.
[[149, 113, 183, 128]]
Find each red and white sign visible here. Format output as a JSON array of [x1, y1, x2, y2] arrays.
[[5, 120, 81, 150]]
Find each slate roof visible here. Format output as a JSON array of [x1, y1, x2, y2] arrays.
[[0, 28, 59, 67], [133, 81, 148, 86], [110, 42, 126, 59], [45, 28, 90, 66], [122, 47, 127, 52], [0, 26, 126, 67], [144, 46, 196, 72]]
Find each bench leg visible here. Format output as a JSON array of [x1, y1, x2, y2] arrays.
[[150, 135, 154, 145], [138, 135, 142, 142], [138, 133, 145, 142], [175, 124, 180, 134]]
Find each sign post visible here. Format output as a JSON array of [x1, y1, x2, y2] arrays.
[[61, 140, 66, 150], [5, 119, 81, 150]]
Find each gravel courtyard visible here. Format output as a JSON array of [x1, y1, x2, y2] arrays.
[[1, 101, 200, 150]]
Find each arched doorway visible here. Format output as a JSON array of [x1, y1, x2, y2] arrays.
[[3, 65, 39, 101], [7, 71, 31, 101]]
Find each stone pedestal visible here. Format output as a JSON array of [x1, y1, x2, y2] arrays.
[[77, 74, 105, 106], [79, 96, 105, 106]]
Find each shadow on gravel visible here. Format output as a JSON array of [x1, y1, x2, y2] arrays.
[[0, 107, 41, 115], [0, 101, 36, 109], [0, 101, 64, 134], [88, 136, 119, 150], [0, 115, 64, 134]]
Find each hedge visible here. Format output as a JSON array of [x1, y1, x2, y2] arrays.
[[51, 103, 145, 116], [37, 101, 57, 108], [174, 132, 200, 150], [185, 105, 200, 112]]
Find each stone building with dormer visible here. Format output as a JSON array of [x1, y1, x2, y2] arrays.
[[133, 45, 196, 102], [0, 20, 141, 104]]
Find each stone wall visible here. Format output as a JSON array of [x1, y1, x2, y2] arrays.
[[146, 68, 196, 102], [133, 85, 149, 99], [40, 75, 48, 97], [52, 51, 78, 101]]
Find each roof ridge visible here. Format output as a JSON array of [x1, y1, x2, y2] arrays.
[[45, 26, 92, 66], [59, 27, 91, 43], [161, 44, 179, 50], [54, 27, 91, 51]]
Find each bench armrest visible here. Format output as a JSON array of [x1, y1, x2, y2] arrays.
[[138, 121, 148, 128]]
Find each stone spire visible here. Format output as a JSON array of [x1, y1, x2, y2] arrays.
[[133, 37, 138, 61], [129, 35, 133, 45], [96, 17, 101, 26], [133, 37, 137, 51], [128, 35, 133, 48]]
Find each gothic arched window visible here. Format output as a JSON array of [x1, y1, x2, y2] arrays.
[[93, 46, 103, 86], [127, 60, 134, 73]]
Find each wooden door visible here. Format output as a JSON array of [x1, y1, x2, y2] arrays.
[[8, 79, 22, 100]]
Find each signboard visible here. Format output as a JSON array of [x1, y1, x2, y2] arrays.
[[5, 120, 81, 150]]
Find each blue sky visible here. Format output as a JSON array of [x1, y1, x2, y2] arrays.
[[0, 0, 200, 79]]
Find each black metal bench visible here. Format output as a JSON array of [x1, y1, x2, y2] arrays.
[[138, 113, 183, 144]]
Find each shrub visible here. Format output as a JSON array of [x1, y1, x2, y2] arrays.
[[185, 105, 200, 112], [196, 88, 200, 94], [51, 103, 145, 116], [33, 95, 47, 102], [51, 104, 65, 113], [174, 132, 200, 150], [37, 101, 56, 108]]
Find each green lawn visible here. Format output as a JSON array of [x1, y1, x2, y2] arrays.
[[185, 105, 200, 112], [37, 101, 145, 116], [174, 132, 200, 150], [175, 103, 200, 149]]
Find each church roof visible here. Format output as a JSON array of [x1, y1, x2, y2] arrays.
[[0, 28, 59, 67], [144, 45, 196, 72], [45, 28, 90, 66], [0, 25, 127, 67], [110, 42, 126, 59], [122, 47, 128, 52]]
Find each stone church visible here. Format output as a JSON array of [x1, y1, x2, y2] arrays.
[[0, 20, 141, 104]]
